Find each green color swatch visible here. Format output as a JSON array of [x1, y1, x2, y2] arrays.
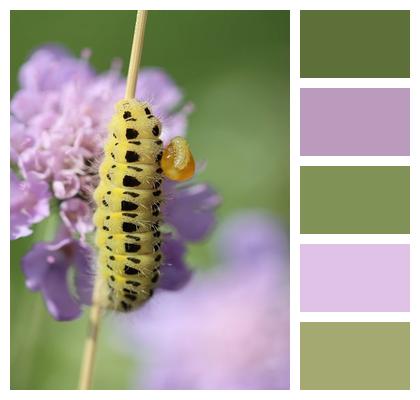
[[300, 11, 410, 77], [300, 166, 410, 234], [301, 322, 410, 390]]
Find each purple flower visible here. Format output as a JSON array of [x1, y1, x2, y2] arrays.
[[122, 212, 290, 390], [11, 45, 220, 321], [59, 198, 94, 240], [164, 183, 221, 242], [158, 237, 192, 291], [17, 45, 94, 92], [22, 226, 92, 321], [11, 171, 51, 240]]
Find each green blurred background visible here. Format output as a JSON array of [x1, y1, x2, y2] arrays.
[[10, 11, 289, 389]]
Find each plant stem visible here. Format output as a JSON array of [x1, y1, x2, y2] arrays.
[[125, 10, 148, 99], [78, 280, 102, 389], [78, 10, 148, 390]]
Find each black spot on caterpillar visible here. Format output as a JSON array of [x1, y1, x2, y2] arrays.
[[125, 243, 141, 253], [127, 166, 143, 172], [121, 200, 138, 211], [122, 212, 137, 218], [120, 301, 132, 311], [123, 111, 136, 121], [123, 191, 140, 198], [156, 151, 163, 162], [124, 293, 137, 301], [151, 272, 160, 283], [123, 175, 141, 187], [125, 151, 140, 163], [127, 257, 140, 264], [127, 280, 141, 287], [122, 222, 137, 233], [126, 234, 140, 241], [124, 265, 138, 275], [126, 128, 139, 139]]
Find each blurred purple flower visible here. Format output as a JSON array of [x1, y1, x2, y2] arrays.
[[123, 212, 290, 390], [22, 226, 92, 321], [164, 183, 221, 242], [158, 237, 192, 291], [11, 171, 51, 240], [11, 45, 220, 320]]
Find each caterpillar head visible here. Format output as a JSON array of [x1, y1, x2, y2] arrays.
[[109, 99, 162, 140]]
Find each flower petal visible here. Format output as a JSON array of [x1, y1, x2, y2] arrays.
[[59, 198, 94, 239], [73, 240, 94, 305], [52, 172, 80, 199], [42, 262, 82, 321], [21, 242, 53, 291], [159, 237, 192, 291], [19, 45, 94, 91], [164, 183, 220, 242], [10, 171, 51, 240]]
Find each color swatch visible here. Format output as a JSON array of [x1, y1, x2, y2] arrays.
[[300, 166, 410, 234], [300, 244, 410, 312], [300, 89, 410, 156], [300, 322, 410, 389], [300, 10, 410, 77], [299, 9, 411, 392]]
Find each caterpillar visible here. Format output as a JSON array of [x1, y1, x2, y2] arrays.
[[93, 98, 194, 312]]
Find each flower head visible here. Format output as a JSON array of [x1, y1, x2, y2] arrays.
[[12, 45, 220, 320], [122, 212, 290, 389]]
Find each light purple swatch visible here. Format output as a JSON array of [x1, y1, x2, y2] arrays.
[[300, 88, 410, 155], [300, 244, 410, 312]]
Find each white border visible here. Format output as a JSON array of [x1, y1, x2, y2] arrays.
[[300, 157, 410, 166], [2, 0, 419, 399]]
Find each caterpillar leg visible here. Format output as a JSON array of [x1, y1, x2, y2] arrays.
[[161, 136, 195, 181]]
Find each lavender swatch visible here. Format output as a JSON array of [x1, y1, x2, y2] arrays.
[[300, 244, 410, 312], [300, 88, 410, 156]]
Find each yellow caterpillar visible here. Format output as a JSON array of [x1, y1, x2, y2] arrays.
[[93, 98, 194, 312]]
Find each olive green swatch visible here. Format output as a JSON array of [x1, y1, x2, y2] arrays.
[[300, 11, 410, 77], [301, 322, 410, 390], [300, 166, 410, 234]]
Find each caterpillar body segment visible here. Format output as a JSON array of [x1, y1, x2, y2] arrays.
[[99, 159, 164, 190], [93, 99, 164, 312], [104, 138, 163, 165], [93, 183, 162, 213], [95, 231, 161, 255]]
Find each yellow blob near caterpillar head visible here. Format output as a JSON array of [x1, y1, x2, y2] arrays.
[[161, 136, 195, 181]]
